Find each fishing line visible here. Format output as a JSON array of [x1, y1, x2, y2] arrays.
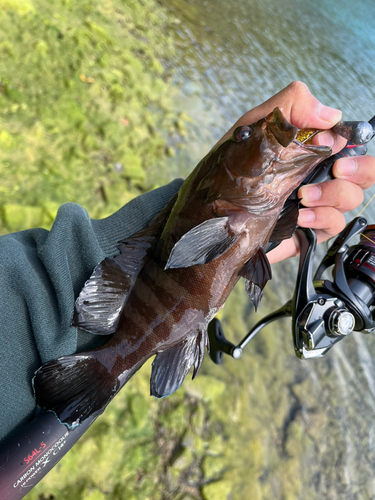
[[357, 193, 375, 243], [357, 192, 375, 217], [324, 193, 375, 249], [359, 232, 375, 245]]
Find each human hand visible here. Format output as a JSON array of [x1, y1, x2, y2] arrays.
[[218, 81, 375, 265]]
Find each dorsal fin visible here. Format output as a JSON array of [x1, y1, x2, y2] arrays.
[[72, 194, 178, 335], [239, 247, 272, 310], [72, 236, 153, 334]]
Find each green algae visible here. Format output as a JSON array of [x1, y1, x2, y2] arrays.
[[0, 0, 186, 234]]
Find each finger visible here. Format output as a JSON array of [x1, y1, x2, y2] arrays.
[[298, 179, 364, 212], [268, 209, 346, 265], [311, 130, 346, 155], [297, 206, 346, 241], [288, 82, 342, 129], [219, 81, 342, 143], [332, 154, 375, 190], [267, 238, 300, 264], [268, 205, 347, 265], [243, 81, 342, 128]]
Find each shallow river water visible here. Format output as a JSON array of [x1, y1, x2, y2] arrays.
[[162, 0, 375, 498]]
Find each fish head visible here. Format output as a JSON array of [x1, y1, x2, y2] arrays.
[[197, 107, 332, 210], [226, 106, 332, 181]]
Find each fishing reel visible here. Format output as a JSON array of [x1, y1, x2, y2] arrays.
[[208, 216, 375, 363]]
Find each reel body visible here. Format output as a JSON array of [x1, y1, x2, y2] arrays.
[[208, 217, 375, 363], [292, 217, 375, 359]]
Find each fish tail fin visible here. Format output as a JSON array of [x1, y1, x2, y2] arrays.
[[33, 354, 120, 428]]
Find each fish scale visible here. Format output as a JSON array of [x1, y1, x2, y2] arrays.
[[33, 107, 332, 428]]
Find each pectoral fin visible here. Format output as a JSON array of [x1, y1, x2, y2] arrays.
[[165, 217, 239, 270], [239, 247, 272, 310], [150, 328, 208, 398]]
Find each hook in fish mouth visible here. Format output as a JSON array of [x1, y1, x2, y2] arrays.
[[295, 119, 375, 147], [266, 110, 332, 160], [268, 107, 373, 149], [266, 108, 330, 154], [295, 129, 320, 144], [292, 129, 332, 156], [276, 131, 331, 164]]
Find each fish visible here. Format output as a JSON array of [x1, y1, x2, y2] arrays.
[[32, 107, 331, 428]]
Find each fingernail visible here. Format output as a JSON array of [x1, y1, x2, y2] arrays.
[[336, 158, 358, 177], [316, 131, 335, 148], [317, 103, 342, 124], [298, 209, 316, 223], [300, 185, 321, 202]]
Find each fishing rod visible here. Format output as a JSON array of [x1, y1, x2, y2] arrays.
[[1, 117, 375, 500], [0, 412, 98, 500], [208, 115, 375, 363]]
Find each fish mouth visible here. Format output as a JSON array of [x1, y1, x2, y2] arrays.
[[293, 139, 331, 156], [266, 108, 332, 157], [266, 107, 299, 147], [275, 135, 331, 169], [294, 128, 331, 155]]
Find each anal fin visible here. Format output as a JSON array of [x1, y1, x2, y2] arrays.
[[150, 328, 208, 398]]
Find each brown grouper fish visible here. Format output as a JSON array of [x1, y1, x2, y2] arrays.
[[33, 108, 331, 428]]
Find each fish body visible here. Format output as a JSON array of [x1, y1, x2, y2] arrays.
[[33, 108, 331, 427]]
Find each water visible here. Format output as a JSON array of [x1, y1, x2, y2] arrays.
[[164, 0, 375, 171], [162, 0, 375, 497]]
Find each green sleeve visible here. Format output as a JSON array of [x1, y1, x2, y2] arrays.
[[0, 179, 183, 444]]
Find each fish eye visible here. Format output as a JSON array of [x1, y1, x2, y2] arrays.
[[235, 126, 252, 142]]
